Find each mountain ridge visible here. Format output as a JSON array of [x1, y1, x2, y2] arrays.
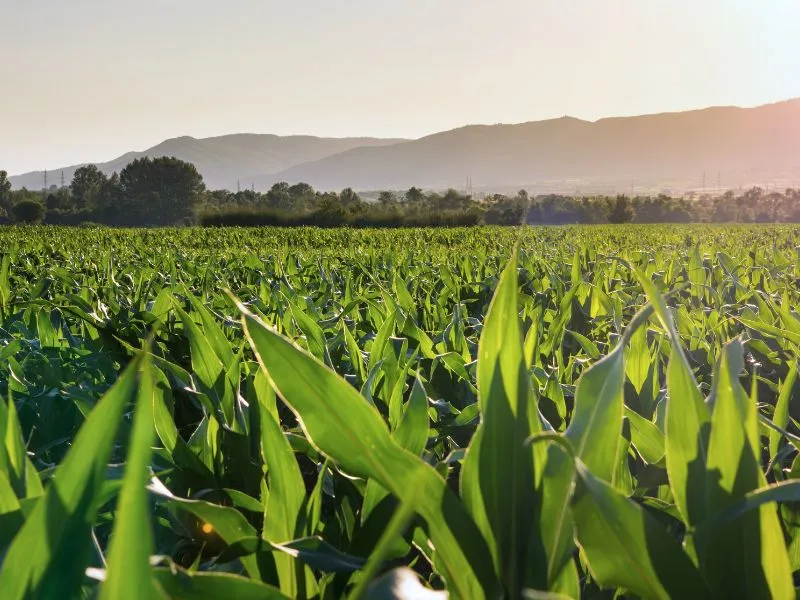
[[10, 99, 800, 194], [261, 98, 800, 193], [9, 134, 406, 191]]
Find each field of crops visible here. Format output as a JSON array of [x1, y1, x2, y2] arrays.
[[3, 224, 800, 599]]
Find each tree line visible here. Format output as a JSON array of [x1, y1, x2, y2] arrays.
[[2, 157, 800, 227]]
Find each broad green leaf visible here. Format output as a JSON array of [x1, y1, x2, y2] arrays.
[[624, 407, 665, 466], [175, 303, 235, 426], [0, 354, 142, 600], [240, 302, 497, 600], [152, 566, 287, 599], [464, 246, 538, 596], [100, 353, 159, 600], [159, 490, 274, 581], [709, 480, 800, 527], [257, 383, 316, 597], [272, 536, 366, 572], [290, 299, 333, 367], [770, 363, 797, 461], [572, 462, 710, 600], [363, 377, 430, 523], [636, 268, 711, 526], [565, 344, 624, 483], [183, 288, 236, 365], [698, 341, 793, 599], [368, 309, 396, 374]]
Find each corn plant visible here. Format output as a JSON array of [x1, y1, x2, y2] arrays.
[[2, 224, 800, 599]]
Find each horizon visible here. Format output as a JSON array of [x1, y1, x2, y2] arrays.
[[7, 96, 799, 178], [3, 1, 800, 174]]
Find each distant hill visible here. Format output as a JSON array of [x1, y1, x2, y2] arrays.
[[262, 99, 800, 193], [11, 99, 800, 194], [9, 134, 405, 190]]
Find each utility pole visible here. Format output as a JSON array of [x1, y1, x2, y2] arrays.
[[61, 170, 65, 188], [43, 169, 48, 192]]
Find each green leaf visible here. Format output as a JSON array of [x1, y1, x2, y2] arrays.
[[363, 377, 430, 523], [152, 565, 287, 600], [290, 298, 333, 367], [239, 301, 497, 600], [162, 492, 272, 581], [393, 377, 430, 457], [572, 462, 710, 600], [183, 288, 236, 365], [2, 394, 40, 499], [565, 344, 625, 483], [257, 382, 315, 597], [0, 354, 142, 600], [624, 407, 666, 466], [368, 310, 396, 374], [100, 352, 159, 600], [635, 268, 711, 526], [697, 341, 793, 598], [463, 246, 538, 596], [175, 303, 234, 426], [273, 536, 366, 572], [709, 480, 800, 528], [770, 363, 797, 462]]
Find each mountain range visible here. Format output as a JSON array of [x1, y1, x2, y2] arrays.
[[10, 99, 800, 194], [9, 135, 404, 192]]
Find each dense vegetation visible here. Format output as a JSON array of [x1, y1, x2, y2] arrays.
[[3, 163, 800, 227], [3, 225, 800, 598]]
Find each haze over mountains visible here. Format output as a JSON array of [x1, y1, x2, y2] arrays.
[[9, 135, 405, 191], [11, 99, 800, 194]]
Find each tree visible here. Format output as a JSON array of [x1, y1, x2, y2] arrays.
[[340, 188, 361, 208], [313, 196, 347, 225], [441, 189, 470, 210], [12, 199, 46, 223], [378, 191, 397, 206], [266, 182, 291, 209], [94, 172, 122, 213], [288, 182, 314, 200], [609, 195, 635, 224], [404, 187, 425, 204], [70, 165, 107, 209], [0, 170, 11, 215], [119, 157, 205, 224]]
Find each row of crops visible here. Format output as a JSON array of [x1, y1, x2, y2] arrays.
[[2, 225, 800, 599]]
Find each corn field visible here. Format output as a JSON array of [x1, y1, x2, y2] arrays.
[[3, 225, 800, 599]]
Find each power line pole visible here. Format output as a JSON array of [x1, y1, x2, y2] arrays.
[[43, 169, 48, 192]]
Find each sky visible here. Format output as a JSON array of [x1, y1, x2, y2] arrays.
[[2, 0, 800, 175]]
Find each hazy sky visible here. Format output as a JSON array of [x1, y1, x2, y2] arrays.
[[2, 0, 799, 174]]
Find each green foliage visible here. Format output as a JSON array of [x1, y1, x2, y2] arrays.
[[11, 198, 45, 223], [119, 156, 206, 224], [2, 224, 800, 599], [70, 164, 108, 209]]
